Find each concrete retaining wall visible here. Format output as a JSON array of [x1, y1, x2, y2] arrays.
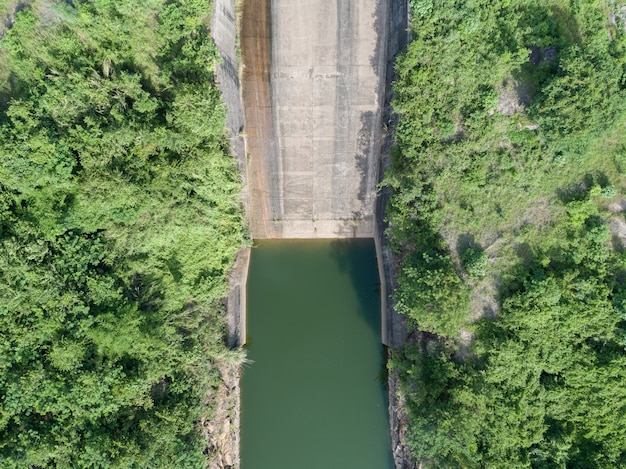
[[211, 0, 249, 349], [210, 3, 248, 468], [211, 0, 247, 178], [374, 2, 419, 469], [377, 0, 409, 350]]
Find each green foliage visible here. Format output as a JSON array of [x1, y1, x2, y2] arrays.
[[0, 1, 246, 467], [389, 0, 626, 466], [388, 0, 626, 330], [396, 247, 470, 337], [461, 246, 487, 280], [395, 209, 626, 468], [388, 0, 626, 243]]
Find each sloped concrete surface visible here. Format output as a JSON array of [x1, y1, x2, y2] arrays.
[[242, 0, 387, 238]]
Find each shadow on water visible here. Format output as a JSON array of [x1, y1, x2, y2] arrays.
[[329, 238, 382, 340], [330, 238, 393, 466], [329, 238, 391, 392]]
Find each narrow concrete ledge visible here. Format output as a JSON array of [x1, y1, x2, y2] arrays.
[[212, 0, 250, 351], [253, 217, 376, 239], [211, 0, 247, 178], [210, 3, 249, 469], [225, 246, 250, 348]]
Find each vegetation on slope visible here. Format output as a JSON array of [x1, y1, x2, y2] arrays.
[[387, 0, 626, 466], [0, 0, 246, 467]]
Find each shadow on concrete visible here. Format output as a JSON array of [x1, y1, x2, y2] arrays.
[[355, 110, 376, 204]]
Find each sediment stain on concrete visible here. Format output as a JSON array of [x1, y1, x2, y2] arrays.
[[241, 0, 386, 238], [240, 0, 281, 238]]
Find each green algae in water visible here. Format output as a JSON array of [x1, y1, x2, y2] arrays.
[[241, 239, 393, 469]]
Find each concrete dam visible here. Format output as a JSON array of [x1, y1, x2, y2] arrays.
[[240, 0, 401, 239]]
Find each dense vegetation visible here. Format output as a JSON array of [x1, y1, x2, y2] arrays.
[[387, 0, 626, 466], [0, 0, 246, 467]]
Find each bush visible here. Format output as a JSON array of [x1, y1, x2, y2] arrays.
[[0, 1, 246, 466], [461, 246, 488, 279]]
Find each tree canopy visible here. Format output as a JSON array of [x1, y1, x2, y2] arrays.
[[388, 0, 626, 466], [0, 0, 246, 467]]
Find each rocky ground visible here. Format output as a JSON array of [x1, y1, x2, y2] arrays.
[[202, 362, 240, 469], [389, 368, 419, 469]]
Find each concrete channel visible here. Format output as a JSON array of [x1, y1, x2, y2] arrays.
[[212, 0, 413, 466], [238, 0, 409, 347]]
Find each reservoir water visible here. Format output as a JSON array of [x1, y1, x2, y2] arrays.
[[241, 239, 393, 468]]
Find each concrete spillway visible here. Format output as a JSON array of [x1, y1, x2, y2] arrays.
[[212, 1, 413, 467], [241, 0, 388, 238]]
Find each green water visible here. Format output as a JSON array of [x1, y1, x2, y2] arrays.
[[241, 239, 393, 469]]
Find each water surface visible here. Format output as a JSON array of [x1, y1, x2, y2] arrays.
[[241, 239, 393, 469]]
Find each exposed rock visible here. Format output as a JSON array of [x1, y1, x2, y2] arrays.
[[608, 6, 626, 36], [1, 1, 32, 39], [202, 362, 241, 469], [496, 79, 531, 116], [609, 216, 626, 249], [469, 281, 500, 321], [541, 45, 557, 63], [389, 368, 419, 469], [609, 198, 626, 213], [528, 46, 542, 65], [528, 45, 557, 65]]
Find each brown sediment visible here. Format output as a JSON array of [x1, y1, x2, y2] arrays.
[[240, 0, 280, 238]]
